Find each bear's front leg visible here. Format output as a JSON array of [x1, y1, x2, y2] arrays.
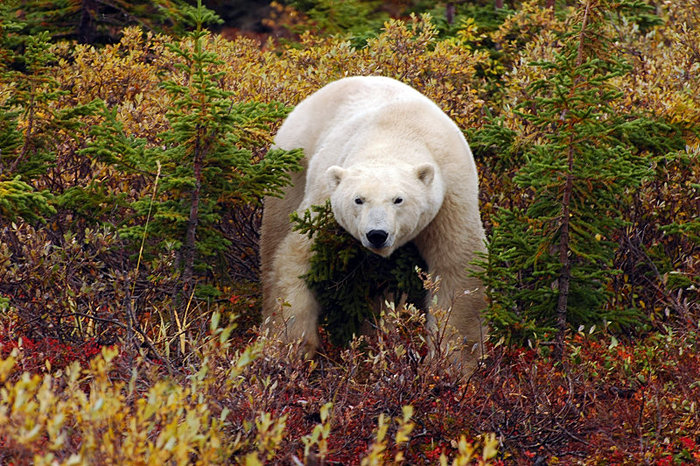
[[270, 230, 321, 356], [416, 241, 487, 375], [429, 270, 487, 375]]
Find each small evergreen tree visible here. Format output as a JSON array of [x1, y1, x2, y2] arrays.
[[83, 1, 303, 351], [478, 0, 661, 356]]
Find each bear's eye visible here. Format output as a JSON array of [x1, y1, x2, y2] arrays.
[[394, 197, 403, 205], [354, 197, 364, 205]]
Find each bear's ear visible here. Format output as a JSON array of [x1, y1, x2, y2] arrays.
[[326, 166, 346, 190], [415, 163, 435, 186]]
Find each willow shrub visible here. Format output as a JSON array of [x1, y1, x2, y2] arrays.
[[0, 312, 500, 465]]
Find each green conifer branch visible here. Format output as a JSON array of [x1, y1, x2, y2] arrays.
[[292, 201, 427, 346]]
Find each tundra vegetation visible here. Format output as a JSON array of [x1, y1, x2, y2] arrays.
[[0, 0, 698, 464]]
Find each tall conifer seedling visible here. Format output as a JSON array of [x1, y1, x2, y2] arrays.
[[153, 1, 302, 298], [84, 1, 303, 356], [479, 0, 651, 357]]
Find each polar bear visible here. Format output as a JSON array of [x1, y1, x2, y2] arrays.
[[260, 76, 487, 373]]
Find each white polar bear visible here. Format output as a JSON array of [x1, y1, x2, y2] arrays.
[[260, 76, 487, 373]]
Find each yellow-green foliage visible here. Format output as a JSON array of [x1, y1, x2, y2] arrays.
[[0, 348, 229, 464], [191, 13, 489, 130], [48, 14, 489, 143], [491, 0, 568, 71], [0, 314, 500, 465], [614, 1, 700, 140], [488, 1, 699, 147]]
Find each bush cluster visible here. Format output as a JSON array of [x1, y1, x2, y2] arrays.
[[0, 310, 504, 464]]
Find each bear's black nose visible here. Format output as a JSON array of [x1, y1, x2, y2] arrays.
[[366, 229, 388, 248]]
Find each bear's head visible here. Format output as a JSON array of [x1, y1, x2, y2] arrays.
[[325, 163, 445, 257]]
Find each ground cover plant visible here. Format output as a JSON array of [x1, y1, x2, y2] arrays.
[[0, 0, 698, 463]]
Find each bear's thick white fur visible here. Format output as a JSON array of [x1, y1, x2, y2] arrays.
[[261, 76, 487, 372]]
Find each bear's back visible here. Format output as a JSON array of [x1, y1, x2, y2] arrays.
[[274, 76, 447, 155]]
